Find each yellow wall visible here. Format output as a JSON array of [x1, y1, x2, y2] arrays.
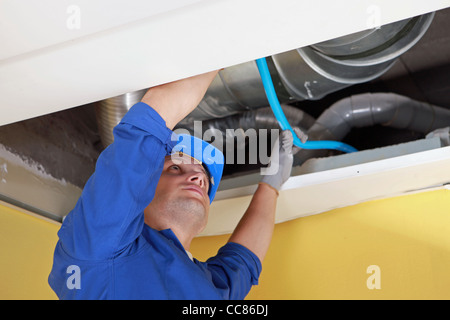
[[0, 203, 59, 300], [192, 189, 450, 300], [1, 189, 449, 299]]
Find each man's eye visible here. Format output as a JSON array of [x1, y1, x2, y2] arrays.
[[169, 165, 180, 171]]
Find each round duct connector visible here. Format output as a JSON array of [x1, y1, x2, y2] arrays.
[[95, 90, 146, 147]]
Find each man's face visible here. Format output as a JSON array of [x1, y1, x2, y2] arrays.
[[144, 154, 210, 233], [160, 153, 210, 206]]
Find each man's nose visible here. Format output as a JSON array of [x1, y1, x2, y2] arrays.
[[188, 172, 206, 189]]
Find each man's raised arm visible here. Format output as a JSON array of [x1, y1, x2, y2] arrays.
[[228, 130, 297, 262], [141, 70, 219, 130]]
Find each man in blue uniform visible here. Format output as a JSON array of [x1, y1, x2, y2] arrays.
[[48, 70, 296, 299]]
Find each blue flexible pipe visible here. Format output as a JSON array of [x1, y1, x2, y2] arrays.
[[256, 57, 357, 153]]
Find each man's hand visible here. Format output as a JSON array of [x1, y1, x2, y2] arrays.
[[228, 128, 303, 262], [260, 128, 302, 192], [141, 70, 219, 129]]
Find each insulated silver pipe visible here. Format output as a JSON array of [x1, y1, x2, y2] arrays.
[[95, 90, 146, 146], [176, 104, 315, 151], [179, 104, 315, 133]]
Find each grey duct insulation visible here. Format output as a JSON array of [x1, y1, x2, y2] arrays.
[[95, 12, 435, 152], [294, 93, 450, 165]]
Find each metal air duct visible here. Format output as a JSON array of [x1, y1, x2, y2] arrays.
[[179, 12, 434, 124], [96, 12, 435, 149], [95, 90, 146, 146]]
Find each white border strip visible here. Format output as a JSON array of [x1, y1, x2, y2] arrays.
[[201, 146, 450, 236]]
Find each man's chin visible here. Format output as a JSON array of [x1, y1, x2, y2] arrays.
[[178, 189, 208, 207], [169, 195, 208, 217], [166, 197, 208, 233], [183, 196, 208, 214]]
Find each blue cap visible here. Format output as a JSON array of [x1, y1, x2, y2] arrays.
[[171, 134, 224, 203]]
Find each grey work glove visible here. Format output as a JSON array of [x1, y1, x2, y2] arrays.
[[260, 128, 305, 192]]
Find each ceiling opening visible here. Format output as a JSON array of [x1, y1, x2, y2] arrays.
[[1, 8, 449, 222]]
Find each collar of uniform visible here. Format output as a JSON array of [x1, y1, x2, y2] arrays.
[[158, 228, 193, 261]]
